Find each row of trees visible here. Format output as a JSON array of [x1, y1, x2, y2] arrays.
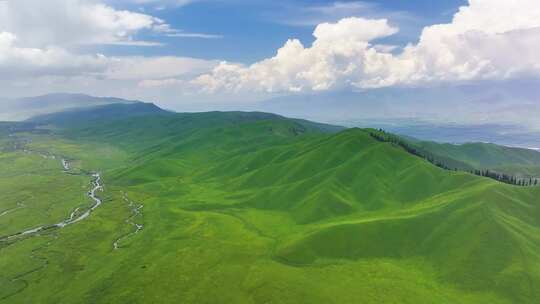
[[369, 130, 539, 187], [471, 169, 539, 186]]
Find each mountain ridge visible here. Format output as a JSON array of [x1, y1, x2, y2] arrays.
[[0, 93, 144, 121]]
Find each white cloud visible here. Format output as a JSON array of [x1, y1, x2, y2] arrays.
[[154, 23, 224, 39], [0, 0, 218, 87], [0, 30, 216, 82], [0, 0, 172, 47], [194, 0, 540, 93], [193, 17, 399, 92], [279, 1, 413, 27], [109, 0, 196, 11], [0, 32, 109, 78], [129, 0, 193, 6], [106, 56, 217, 80], [0, 0, 219, 104], [164, 32, 223, 39], [138, 78, 185, 88]]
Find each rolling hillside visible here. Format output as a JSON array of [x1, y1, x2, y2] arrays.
[[0, 104, 539, 303]]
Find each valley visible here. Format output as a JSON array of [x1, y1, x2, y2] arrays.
[[0, 103, 539, 303], [0, 135, 104, 241]]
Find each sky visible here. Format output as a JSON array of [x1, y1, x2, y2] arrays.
[[1, 0, 540, 131]]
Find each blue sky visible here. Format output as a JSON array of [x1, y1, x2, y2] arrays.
[[1, 0, 540, 134], [101, 0, 466, 62]]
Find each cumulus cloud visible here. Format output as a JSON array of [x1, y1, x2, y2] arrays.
[[0, 0, 170, 47], [0, 32, 109, 78], [194, 18, 398, 92], [0, 0, 218, 102], [0, 0, 218, 83], [194, 0, 540, 93]]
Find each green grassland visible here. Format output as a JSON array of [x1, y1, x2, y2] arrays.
[[1, 109, 539, 303]]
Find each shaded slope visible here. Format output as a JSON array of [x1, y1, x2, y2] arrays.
[[412, 140, 540, 177], [194, 129, 481, 222], [276, 183, 540, 301]]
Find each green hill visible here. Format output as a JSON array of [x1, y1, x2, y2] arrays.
[[0, 107, 539, 303]]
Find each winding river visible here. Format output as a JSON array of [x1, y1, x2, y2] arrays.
[[112, 194, 144, 250], [0, 159, 103, 241]]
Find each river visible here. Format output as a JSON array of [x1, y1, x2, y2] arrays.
[[0, 159, 103, 241]]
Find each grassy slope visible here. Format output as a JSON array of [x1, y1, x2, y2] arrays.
[[0, 112, 539, 303], [413, 140, 540, 177]]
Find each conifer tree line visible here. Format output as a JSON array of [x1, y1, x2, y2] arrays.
[[369, 130, 540, 187]]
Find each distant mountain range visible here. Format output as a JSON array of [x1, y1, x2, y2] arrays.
[[407, 138, 540, 178], [252, 81, 540, 148], [7, 92, 538, 179], [256, 81, 540, 128], [4, 92, 540, 179], [4, 91, 540, 148], [358, 121, 540, 151], [0, 93, 142, 121]]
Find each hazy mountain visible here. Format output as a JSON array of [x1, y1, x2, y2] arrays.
[[381, 123, 540, 150], [257, 80, 540, 126], [408, 139, 540, 178], [254, 80, 540, 147], [29, 102, 171, 126], [0, 93, 142, 121]]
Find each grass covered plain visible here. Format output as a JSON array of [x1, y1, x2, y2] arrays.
[[1, 110, 539, 303]]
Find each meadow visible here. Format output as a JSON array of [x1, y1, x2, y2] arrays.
[[1, 110, 539, 303]]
